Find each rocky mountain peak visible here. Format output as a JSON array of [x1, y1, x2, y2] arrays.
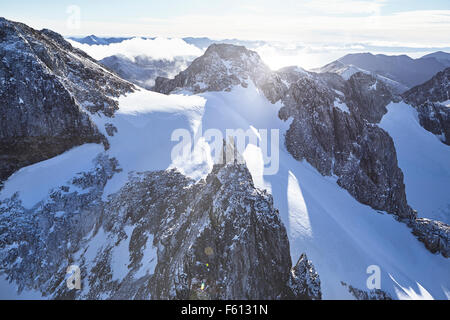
[[154, 43, 278, 96], [0, 19, 134, 184], [0, 17, 134, 114], [203, 43, 259, 62]]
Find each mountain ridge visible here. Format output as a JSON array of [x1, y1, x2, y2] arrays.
[[0, 17, 134, 185]]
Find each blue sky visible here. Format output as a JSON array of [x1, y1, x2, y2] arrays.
[[2, 0, 450, 21], [1, 0, 450, 47]]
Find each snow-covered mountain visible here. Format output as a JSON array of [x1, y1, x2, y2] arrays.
[[314, 60, 409, 94], [0, 19, 449, 300], [316, 52, 450, 92], [0, 18, 134, 186], [68, 35, 134, 46]]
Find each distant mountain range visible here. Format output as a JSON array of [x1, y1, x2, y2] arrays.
[[69, 35, 265, 50], [316, 52, 450, 91], [68, 35, 136, 45]]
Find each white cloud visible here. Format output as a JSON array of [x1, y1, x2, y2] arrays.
[[255, 45, 334, 70], [14, 7, 450, 48], [255, 43, 371, 70], [301, 0, 386, 15], [68, 37, 204, 61], [128, 9, 450, 46]]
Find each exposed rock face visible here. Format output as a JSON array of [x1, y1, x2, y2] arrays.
[[118, 162, 294, 300], [279, 74, 413, 218], [0, 146, 320, 300], [344, 72, 393, 123], [341, 282, 393, 300], [403, 67, 450, 106], [288, 254, 322, 300], [403, 68, 450, 145], [414, 103, 450, 145], [0, 18, 134, 184], [409, 218, 449, 258]]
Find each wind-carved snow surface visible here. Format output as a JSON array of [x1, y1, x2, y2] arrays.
[[379, 102, 450, 224], [0, 89, 206, 208], [92, 89, 207, 197], [134, 234, 158, 278], [110, 225, 133, 281]]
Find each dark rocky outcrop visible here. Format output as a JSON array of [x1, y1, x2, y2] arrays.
[[288, 253, 322, 300], [344, 72, 393, 123], [409, 218, 449, 258], [403, 68, 450, 145], [279, 74, 413, 218], [414, 103, 450, 145], [403, 67, 450, 106], [0, 18, 134, 184]]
